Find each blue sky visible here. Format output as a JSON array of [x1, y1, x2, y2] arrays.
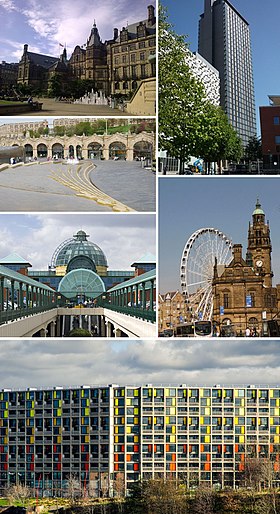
[[0, 0, 155, 62], [162, 0, 280, 136], [159, 177, 280, 292]]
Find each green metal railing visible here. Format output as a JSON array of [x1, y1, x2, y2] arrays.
[[0, 305, 58, 325], [102, 302, 156, 323]]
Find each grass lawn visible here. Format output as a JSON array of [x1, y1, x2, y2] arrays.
[[0, 100, 23, 105]]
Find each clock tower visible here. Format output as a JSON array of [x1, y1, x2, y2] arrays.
[[247, 199, 273, 287]]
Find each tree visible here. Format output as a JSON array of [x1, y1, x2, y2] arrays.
[[244, 136, 262, 161], [68, 328, 92, 337], [190, 485, 218, 514], [159, 4, 207, 173], [196, 103, 243, 171], [5, 484, 31, 507], [64, 475, 83, 504]]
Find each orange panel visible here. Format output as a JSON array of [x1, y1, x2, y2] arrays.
[[239, 463, 245, 471], [114, 464, 119, 471], [126, 454, 131, 461], [170, 463, 176, 471], [206, 454, 211, 462], [134, 463, 139, 471], [166, 444, 170, 452], [204, 463, 211, 471], [172, 454, 176, 461], [134, 445, 139, 452], [235, 444, 239, 453], [115, 454, 118, 462]]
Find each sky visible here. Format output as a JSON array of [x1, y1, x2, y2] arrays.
[[159, 177, 280, 292], [0, 0, 155, 62], [162, 0, 280, 136], [0, 213, 156, 270], [0, 339, 280, 388]]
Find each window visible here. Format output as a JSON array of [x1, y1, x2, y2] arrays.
[[275, 136, 280, 144], [274, 117, 280, 125], [224, 293, 230, 308]]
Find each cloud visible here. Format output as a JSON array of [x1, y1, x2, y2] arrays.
[[0, 214, 156, 270], [0, 0, 16, 11], [0, 340, 279, 390]]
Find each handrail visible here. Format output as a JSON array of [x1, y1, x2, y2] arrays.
[[0, 305, 58, 325], [103, 302, 156, 322]]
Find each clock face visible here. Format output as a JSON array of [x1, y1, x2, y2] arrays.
[[256, 260, 263, 268]]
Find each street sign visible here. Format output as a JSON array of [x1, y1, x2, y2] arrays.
[[220, 306, 224, 315]]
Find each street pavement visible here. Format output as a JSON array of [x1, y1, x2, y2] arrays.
[[90, 160, 156, 211], [0, 160, 155, 211], [17, 97, 129, 117]]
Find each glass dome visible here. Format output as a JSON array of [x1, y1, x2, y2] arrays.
[[58, 269, 106, 299], [51, 230, 108, 269]]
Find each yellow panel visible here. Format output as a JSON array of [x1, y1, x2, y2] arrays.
[[85, 435, 89, 442], [239, 436, 244, 443], [275, 408, 280, 416], [134, 389, 139, 396], [270, 417, 274, 425], [126, 426, 131, 433], [134, 417, 139, 424], [171, 426, 176, 433], [134, 408, 139, 415], [239, 408, 244, 415], [207, 398, 210, 406], [134, 435, 139, 442], [241, 399, 245, 406], [241, 426, 245, 434], [115, 436, 119, 443], [170, 435, 176, 442], [277, 399, 280, 407], [274, 436, 280, 443], [270, 390, 273, 398], [188, 390, 191, 397], [57, 436, 61, 443], [166, 416, 170, 424], [85, 408, 89, 416], [200, 417, 204, 424], [165, 388, 169, 396], [154, 417, 156, 424], [277, 427, 280, 434], [121, 389, 125, 396], [206, 426, 211, 434], [205, 436, 210, 443], [126, 399, 131, 406], [234, 417, 238, 425], [115, 408, 119, 415], [205, 407, 210, 415], [115, 427, 118, 434], [115, 399, 119, 406], [170, 408, 176, 415], [172, 398, 176, 406], [121, 417, 125, 424]]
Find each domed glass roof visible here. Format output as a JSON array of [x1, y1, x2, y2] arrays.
[[51, 230, 108, 268], [58, 269, 106, 299]]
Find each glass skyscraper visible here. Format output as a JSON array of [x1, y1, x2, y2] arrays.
[[198, 0, 256, 148]]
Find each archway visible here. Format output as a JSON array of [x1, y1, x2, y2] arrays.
[[133, 141, 153, 161], [24, 144, 33, 157], [109, 142, 126, 160], [76, 145, 82, 160], [58, 269, 105, 301], [87, 143, 102, 159], [52, 143, 64, 159], [68, 145, 74, 158], [37, 143, 47, 158]]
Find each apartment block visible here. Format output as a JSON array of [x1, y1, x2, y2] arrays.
[[0, 385, 279, 496]]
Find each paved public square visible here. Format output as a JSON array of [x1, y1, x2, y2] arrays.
[[8, 97, 129, 117], [0, 160, 155, 212]]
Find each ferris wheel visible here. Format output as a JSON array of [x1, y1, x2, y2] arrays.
[[180, 228, 233, 321]]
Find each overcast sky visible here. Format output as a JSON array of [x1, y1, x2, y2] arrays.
[[0, 213, 155, 270], [0, 339, 279, 389], [0, 0, 155, 62], [159, 177, 280, 292]]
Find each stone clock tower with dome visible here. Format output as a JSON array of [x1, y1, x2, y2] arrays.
[[212, 199, 280, 336], [247, 199, 273, 288]]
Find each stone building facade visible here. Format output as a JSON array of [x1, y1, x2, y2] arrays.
[[158, 290, 191, 334], [0, 132, 154, 161], [17, 5, 156, 98], [212, 200, 280, 336]]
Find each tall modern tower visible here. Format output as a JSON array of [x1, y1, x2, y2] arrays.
[[198, 0, 256, 148]]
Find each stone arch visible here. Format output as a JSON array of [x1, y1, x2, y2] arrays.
[[24, 144, 33, 157], [76, 145, 82, 159], [109, 141, 126, 160], [87, 142, 103, 159], [133, 141, 153, 161], [37, 143, 48, 158], [52, 143, 64, 159], [68, 145, 74, 158]]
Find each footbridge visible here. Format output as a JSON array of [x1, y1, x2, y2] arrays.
[[0, 267, 156, 338]]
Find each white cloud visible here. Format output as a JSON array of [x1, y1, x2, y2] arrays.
[[0, 0, 16, 11], [0, 214, 155, 271], [0, 340, 278, 390]]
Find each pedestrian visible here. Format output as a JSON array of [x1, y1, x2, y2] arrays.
[[245, 327, 251, 337]]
